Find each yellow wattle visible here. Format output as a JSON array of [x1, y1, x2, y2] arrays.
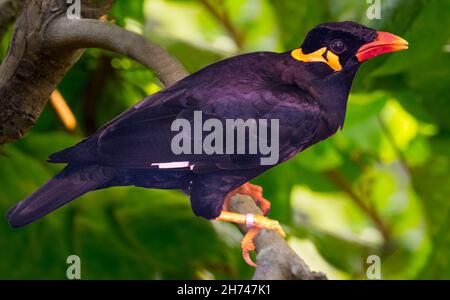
[[291, 48, 342, 72]]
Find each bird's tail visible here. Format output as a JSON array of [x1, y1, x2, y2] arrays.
[[6, 165, 110, 229]]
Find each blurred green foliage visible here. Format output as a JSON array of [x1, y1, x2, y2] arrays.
[[0, 0, 449, 279]]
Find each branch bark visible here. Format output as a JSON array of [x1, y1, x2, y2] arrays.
[[0, 0, 187, 145], [45, 17, 188, 86], [0, 0, 22, 41], [0, 0, 115, 145], [0, 0, 82, 144]]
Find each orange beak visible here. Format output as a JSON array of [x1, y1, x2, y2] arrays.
[[356, 31, 409, 62]]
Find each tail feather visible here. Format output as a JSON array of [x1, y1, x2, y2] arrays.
[[7, 166, 110, 229]]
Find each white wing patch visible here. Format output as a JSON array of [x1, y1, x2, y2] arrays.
[[151, 161, 194, 170]]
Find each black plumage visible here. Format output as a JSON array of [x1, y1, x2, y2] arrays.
[[7, 21, 408, 229]]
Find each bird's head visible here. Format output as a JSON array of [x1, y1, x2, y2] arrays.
[[292, 21, 408, 74]]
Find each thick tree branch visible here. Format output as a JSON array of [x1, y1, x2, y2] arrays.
[[0, 0, 186, 145], [46, 17, 188, 86], [0, 0, 85, 144], [230, 194, 327, 280], [0, 0, 22, 41]]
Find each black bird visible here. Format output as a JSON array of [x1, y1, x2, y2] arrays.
[[6, 21, 408, 266]]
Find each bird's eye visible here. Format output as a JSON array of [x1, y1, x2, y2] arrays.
[[330, 39, 346, 54]]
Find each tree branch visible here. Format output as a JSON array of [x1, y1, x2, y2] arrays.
[[0, 0, 187, 145], [0, 0, 86, 144], [46, 17, 188, 86], [230, 194, 327, 280], [0, 0, 22, 42]]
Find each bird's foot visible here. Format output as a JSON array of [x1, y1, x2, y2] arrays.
[[223, 183, 271, 216], [215, 211, 286, 267]]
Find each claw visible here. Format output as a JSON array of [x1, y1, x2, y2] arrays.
[[254, 197, 271, 216], [243, 251, 257, 268], [215, 211, 286, 268], [241, 228, 258, 267]]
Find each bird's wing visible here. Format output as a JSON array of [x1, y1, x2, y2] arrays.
[[50, 53, 322, 172], [190, 96, 322, 173]]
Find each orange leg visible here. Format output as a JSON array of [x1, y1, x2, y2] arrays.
[[215, 211, 285, 267], [223, 183, 271, 216], [218, 183, 278, 267]]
